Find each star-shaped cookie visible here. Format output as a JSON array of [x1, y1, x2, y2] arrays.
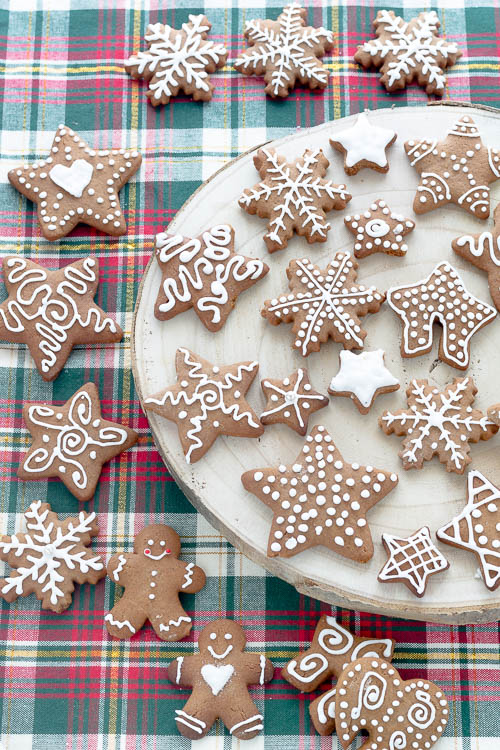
[[260, 368, 328, 435], [144, 348, 263, 464], [0, 256, 122, 381], [8, 125, 142, 240], [328, 350, 399, 414], [379, 526, 449, 597], [405, 115, 500, 219], [18, 383, 138, 502], [344, 199, 415, 258], [241, 424, 398, 561], [330, 113, 396, 175]]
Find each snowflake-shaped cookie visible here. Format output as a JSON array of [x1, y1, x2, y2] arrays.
[[0, 501, 105, 612], [233, 2, 333, 98], [379, 526, 449, 597], [379, 377, 498, 474], [260, 368, 328, 435], [344, 200, 415, 259], [354, 10, 462, 95], [125, 14, 228, 105], [262, 252, 385, 357], [239, 147, 351, 253]]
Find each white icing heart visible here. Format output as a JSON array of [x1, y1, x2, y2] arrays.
[[200, 663, 234, 696], [49, 159, 93, 198]]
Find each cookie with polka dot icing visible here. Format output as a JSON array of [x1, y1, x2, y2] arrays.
[[405, 115, 500, 219], [344, 200, 415, 259], [8, 124, 141, 241], [335, 657, 449, 750], [241, 424, 398, 562], [260, 368, 329, 435], [105, 524, 206, 640]]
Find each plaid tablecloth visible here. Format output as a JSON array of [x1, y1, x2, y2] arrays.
[[0, 1, 498, 748]]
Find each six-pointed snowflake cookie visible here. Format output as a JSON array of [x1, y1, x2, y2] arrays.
[[8, 125, 141, 241], [125, 14, 227, 105], [262, 252, 385, 356], [144, 348, 263, 464], [328, 350, 399, 415], [0, 501, 105, 612], [260, 367, 328, 435], [241, 424, 398, 561], [379, 377, 498, 474], [405, 116, 500, 219], [354, 10, 462, 96], [344, 200, 415, 259], [387, 261, 496, 370], [233, 2, 333, 98], [18, 383, 138, 501], [437, 470, 500, 591], [379, 526, 449, 597], [239, 147, 351, 253], [153, 224, 269, 331], [330, 113, 396, 175]]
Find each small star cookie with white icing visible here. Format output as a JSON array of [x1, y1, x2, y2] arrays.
[[328, 350, 399, 415], [379, 526, 449, 597], [344, 200, 415, 259], [260, 368, 328, 435], [18, 383, 138, 501], [330, 113, 396, 175], [8, 124, 141, 241]]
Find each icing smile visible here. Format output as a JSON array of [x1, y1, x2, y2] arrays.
[[144, 549, 169, 560], [208, 645, 233, 660]]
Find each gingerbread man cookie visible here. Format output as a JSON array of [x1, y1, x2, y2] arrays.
[[330, 113, 396, 175], [260, 368, 328, 435], [344, 200, 415, 259], [168, 618, 274, 740], [379, 526, 449, 597], [105, 524, 205, 640]]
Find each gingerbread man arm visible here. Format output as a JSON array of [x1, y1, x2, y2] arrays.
[[106, 552, 137, 585], [167, 653, 200, 688], [240, 652, 274, 686], [177, 560, 206, 594]]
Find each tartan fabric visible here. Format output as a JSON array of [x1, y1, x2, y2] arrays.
[[0, 0, 498, 748]]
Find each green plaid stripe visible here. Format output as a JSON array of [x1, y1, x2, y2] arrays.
[[0, 0, 498, 748]]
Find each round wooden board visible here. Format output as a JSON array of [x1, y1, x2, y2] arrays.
[[132, 103, 500, 625]]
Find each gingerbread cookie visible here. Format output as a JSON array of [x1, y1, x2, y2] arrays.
[[260, 368, 328, 435], [453, 202, 500, 311], [18, 383, 138, 501], [167, 618, 274, 740], [380, 377, 498, 474], [335, 657, 449, 750], [241, 425, 398, 562], [282, 615, 394, 737], [153, 224, 269, 331], [405, 116, 500, 218], [387, 261, 496, 370], [239, 147, 351, 253], [344, 200, 415, 259], [0, 256, 122, 381], [354, 10, 461, 95], [233, 3, 333, 98], [125, 15, 227, 105], [8, 125, 141, 241], [330, 113, 396, 175], [262, 253, 385, 357], [106, 524, 205, 640], [379, 526, 449, 597], [328, 350, 399, 415], [0, 500, 105, 613], [437, 470, 500, 591], [144, 348, 263, 464]]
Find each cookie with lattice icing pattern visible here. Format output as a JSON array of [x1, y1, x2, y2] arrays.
[[344, 200, 415, 259], [379, 526, 449, 597]]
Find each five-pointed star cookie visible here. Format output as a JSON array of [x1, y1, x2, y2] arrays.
[[262, 253, 385, 357], [0, 256, 122, 381], [437, 470, 500, 591], [379, 377, 498, 474], [378, 526, 449, 597], [452, 202, 500, 311], [239, 147, 351, 253], [330, 113, 396, 175], [387, 261, 496, 370], [153, 224, 269, 331], [344, 199, 415, 259], [282, 615, 394, 737], [144, 348, 263, 464], [241, 424, 398, 561], [260, 368, 328, 435], [233, 3, 333, 98], [405, 116, 500, 219], [8, 124, 142, 241], [328, 350, 399, 415], [18, 383, 138, 502]]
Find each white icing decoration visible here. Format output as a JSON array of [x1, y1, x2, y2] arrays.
[[316, 686, 336, 724], [329, 350, 399, 409], [113, 554, 127, 582], [175, 710, 206, 734], [49, 159, 93, 198], [229, 714, 264, 735], [175, 656, 184, 684], [286, 653, 328, 683], [208, 644, 233, 660], [158, 615, 191, 633], [351, 670, 387, 718], [200, 663, 234, 696], [332, 112, 395, 169], [456, 229, 500, 266], [104, 613, 135, 633], [379, 527, 449, 596], [408, 690, 437, 729], [344, 199, 415, 258], [261, 368, 326, 429], [144, 550, 167, 560], [182, 562, 194, 589], [259, 654, 266, 685]]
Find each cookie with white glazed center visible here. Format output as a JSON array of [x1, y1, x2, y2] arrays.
[[328, 350, 399, 414], [330, 113, 396, 175]]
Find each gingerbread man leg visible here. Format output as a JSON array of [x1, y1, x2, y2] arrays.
[[149, 603, 192, 642], [174, 695, 216, 739], [105, 598, 146, 639], [219, 694, 264, 740]]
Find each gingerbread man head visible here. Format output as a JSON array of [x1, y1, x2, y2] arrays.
[[133, 524, 181, 560], [198, 618, 247, 661]]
